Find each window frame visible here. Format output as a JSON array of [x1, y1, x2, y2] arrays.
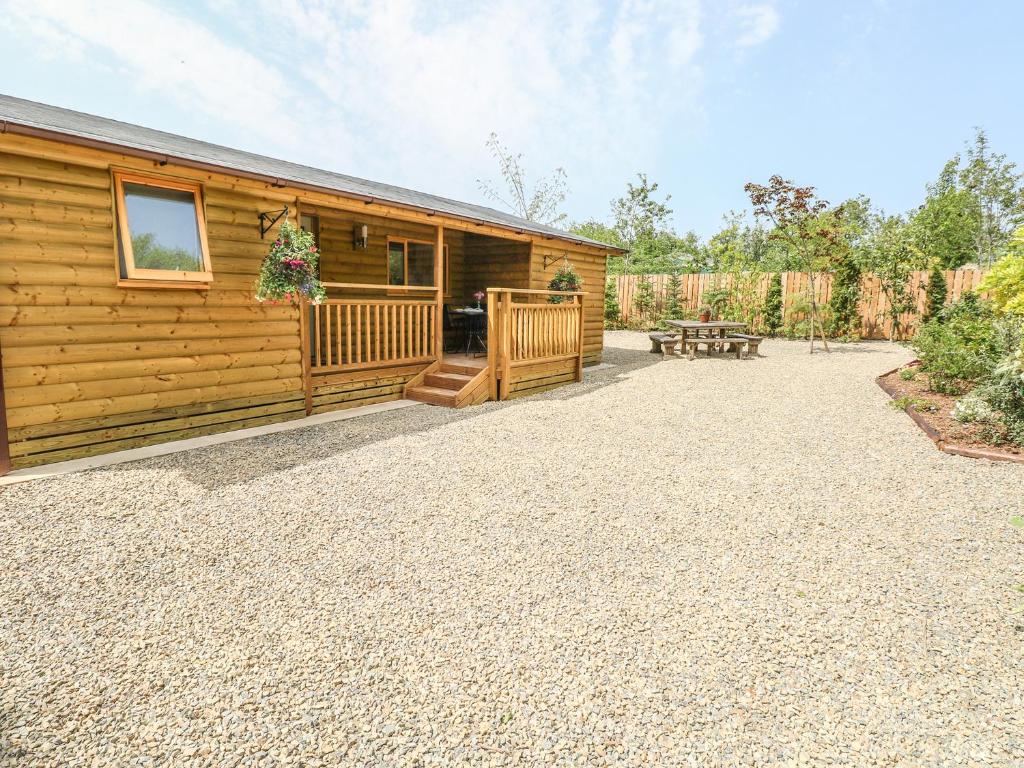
[[112, 170, 213, 287], [385, 236, 448, 291]]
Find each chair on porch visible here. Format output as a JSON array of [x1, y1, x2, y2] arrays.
[[443, 305, 467, 354]]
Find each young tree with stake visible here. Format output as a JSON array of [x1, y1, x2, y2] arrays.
[[744, 176, 845, 353]]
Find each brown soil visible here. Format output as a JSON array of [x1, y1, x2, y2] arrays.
[[879, 364, 1023, 458]]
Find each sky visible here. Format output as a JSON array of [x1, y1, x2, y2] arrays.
[[0, 0, 1021, 238]]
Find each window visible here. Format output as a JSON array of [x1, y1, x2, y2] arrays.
[[386, 238, 448, 289], [299, 213, 320, 248], [113, 172, 212, 285], [387, 240, 407, 285]]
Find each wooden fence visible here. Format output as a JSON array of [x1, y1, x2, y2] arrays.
[[610, 269, 988, 339]]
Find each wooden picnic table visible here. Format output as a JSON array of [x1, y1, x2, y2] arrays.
[[663, 319, 747, 343]]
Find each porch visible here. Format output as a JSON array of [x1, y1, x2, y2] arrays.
[[295, 213, 585, 414]]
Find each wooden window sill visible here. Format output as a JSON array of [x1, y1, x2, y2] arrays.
[[117, 278, 213, 290]]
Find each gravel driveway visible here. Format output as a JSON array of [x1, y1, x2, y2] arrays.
[[2, 333, 1021, 767]]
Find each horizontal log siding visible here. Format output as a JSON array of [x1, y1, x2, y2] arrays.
[[0, 145, 306, 467], [530, 243, 606, 365], [463, 233, 531, 304], [310, 363, 431, 415]]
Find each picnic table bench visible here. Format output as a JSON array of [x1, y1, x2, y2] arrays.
[[648, 332, 680, 358], [651, 320, 764, 361]]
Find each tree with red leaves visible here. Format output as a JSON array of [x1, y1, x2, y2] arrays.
[[744, 175, 846, 353]]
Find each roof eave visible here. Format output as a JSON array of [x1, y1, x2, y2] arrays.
[[0, 118, 623, 254]]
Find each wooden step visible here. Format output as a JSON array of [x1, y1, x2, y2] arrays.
[[425, 371, 474, 390], [406, 385, 458, 407], [440, 362, 486, 376]]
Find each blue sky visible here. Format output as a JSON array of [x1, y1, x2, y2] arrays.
[[1, 0, 1021, 237]]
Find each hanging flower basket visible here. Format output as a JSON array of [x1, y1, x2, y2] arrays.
[[255, 220, 327, 305], [547, 262, 583, 304]]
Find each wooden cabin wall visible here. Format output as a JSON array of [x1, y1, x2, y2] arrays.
[[444, 230, 466, 302], [306, 204, 436, 287], [0, 145, 309, 467], [462, 234, 531, 302], [530, 242, 607, 366], [0, 131, 612, 468]]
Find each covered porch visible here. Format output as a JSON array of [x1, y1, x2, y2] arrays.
[[294, 204, 585, 413]]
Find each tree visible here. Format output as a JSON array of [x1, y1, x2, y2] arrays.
[[979, 227, 1024, 315], [570, 220, 623, 250], [909, 159, 980, 269], [632, 276, 656, 323], [477, 133, 568, 226], [762, 273, 783, 336], [860, 214, 924, 341], [611, 174, 673, 273], [604, 278, 623, 328], [661, 272, 685, 322], [960, 128, 1024, 266], [826, 246, 862, 338], [923, 262, 948, 322], [744, 175, 846, 352]]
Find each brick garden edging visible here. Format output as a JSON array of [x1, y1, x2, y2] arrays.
[[877, 364, 1024, 465]]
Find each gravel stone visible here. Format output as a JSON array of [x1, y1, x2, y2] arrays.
[[1, 333, 1022, 766]]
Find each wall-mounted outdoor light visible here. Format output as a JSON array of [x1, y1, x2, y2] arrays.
[[353, 224, 368, 249]]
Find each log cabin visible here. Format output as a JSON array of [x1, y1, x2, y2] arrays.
[[0, 95, 622, 473]]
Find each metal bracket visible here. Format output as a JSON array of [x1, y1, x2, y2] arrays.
[[258, 206, 289, 239], [544, 251, 569, 269]]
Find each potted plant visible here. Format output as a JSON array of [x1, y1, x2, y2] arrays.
[[700, 288, 730, 321], [548, 262, 583, 304], [255, 220, 327, 305], [698, 305, 712, 323], [473, 290, 485, 309]]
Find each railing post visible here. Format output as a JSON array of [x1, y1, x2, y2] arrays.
[[500, 290, 512, 400], [575, 293, 585, 381], [299, 297, 313, 415], [487, 289, 498, 401], [434, 224, 444, 361]]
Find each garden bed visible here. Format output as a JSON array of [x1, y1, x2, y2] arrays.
[[878, 364, 1024, 463]]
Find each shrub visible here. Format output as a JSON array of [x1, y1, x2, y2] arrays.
[[977, 347, 1024, 444], [979, 228, 1024, 315], [923, 262, 948, 323], [632, 275, 656, 320], [912, 293, 1003, 392], [952, 393, 999, 424], [826, 251, 862, 337], [762, 273, 783, 336], [701, 287, 730, 320], [604, 279, 622, 328], [899, 367, 917, 381], [661, 273, 685, 321]]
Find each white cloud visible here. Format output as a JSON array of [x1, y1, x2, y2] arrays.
[[732, 3, 781, 48], [3, 0, 301, 147], [0, 0, 779, 222]]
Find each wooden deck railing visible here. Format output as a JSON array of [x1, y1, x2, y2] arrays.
[[487, 288, 584, 400], [302, 283, 438, 375]]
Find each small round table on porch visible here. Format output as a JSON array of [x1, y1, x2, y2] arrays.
[[452, 307, 487, 355]]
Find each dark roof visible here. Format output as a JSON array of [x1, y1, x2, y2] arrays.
[[0, 94, 621, 252]]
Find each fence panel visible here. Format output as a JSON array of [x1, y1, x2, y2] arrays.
[[611, 269, 987, 339]]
